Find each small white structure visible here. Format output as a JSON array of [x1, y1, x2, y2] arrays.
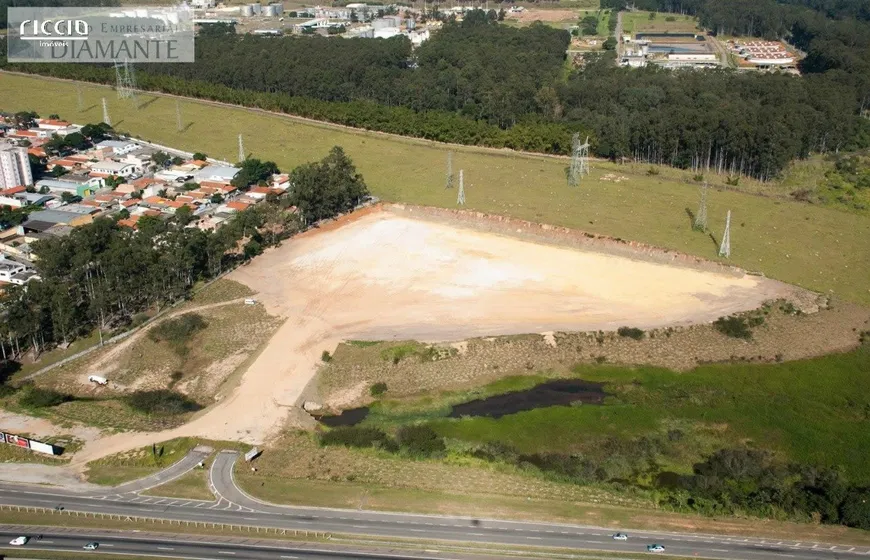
[[244, 298, 257, 305], [88, 375, 108, 385]]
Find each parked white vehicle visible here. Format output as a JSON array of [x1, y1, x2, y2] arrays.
[[88, 375, 108, 385], [244, 298, 257, 305]]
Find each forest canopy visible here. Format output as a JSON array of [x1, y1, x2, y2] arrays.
[[3, 0, 870, 179]]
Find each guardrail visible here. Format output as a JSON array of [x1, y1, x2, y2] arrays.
[[0, 504, 330, 539]]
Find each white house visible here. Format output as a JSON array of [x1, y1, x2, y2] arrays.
[[194, 165, 240, 184], [95, 140, 140, 156], [90, 160, 138, 178]]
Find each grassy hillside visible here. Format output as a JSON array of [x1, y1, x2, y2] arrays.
[[346, 345, 870, 483], [2, 73, 869, 304]]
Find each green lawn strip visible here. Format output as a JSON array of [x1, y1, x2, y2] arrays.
[[140, 465, 213, 501], [12, 331, 102, 380], [1, 73, 868, 304], [84, 438, 250, 486], [430, 346, 870, 483], [233, 475, 870, 546]]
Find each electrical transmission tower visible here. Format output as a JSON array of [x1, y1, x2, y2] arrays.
[[693, 182, 708, 232], [114, 59, 137, 101], [76, 84, 84, 112], [445, 151, 454, 189], [102, 97, 111, 126], [719, 210, 731, 258], [238, 134, 245, 163], [567, 133, 590, 187], [176, 100, 183, 132], [457, 169, 465, 205]]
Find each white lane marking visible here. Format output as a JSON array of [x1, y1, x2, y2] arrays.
[[711, 549, 729, 552], [218, 552, 236, 555], [526, 536, 542, 540], [102, 544, 114, 547], [280, 556, 298, 559], [157, 547, 175, 551], [40, 541, 54, 544]]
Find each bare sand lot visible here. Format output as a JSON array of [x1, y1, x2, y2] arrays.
[[69, 209, 792, 465]]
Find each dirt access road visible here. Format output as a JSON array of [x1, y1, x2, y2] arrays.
[[70, 208, 792, 466]]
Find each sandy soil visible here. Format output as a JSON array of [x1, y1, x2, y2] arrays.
[[507, 8, 577, 23], [68, 209, 792, 467]]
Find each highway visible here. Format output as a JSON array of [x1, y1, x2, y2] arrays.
[[0, 451, 867, 560], [0, 529, 472, 560]]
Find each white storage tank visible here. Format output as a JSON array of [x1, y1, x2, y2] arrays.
[[251, 3, 261, 14], [262, 5, 276, 16], [241, 4, 253, 16], [270, 1, 284, 13]]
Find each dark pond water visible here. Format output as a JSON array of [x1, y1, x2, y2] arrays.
[[316, 406, 370, 427], [448, 379, 607, 419]]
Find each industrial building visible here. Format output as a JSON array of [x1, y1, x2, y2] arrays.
[[730, 40, 796, 69], [0, 142, 33, 189]]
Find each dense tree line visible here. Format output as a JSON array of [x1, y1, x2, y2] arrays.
[[0, 147, 367, 362], [3, 0, 870, 178]]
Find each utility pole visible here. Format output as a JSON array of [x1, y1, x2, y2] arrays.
[[457, 169, 465, 205], [102, 97, 111, 126], [238, 134, 245, 163], [76, 84, 84, 112], [693, 181, 708, 232], [719, 210, 731, 258], [567, 133, 590, 187], [176, 100, 183, 132]]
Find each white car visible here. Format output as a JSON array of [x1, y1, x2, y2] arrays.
[[9, 536, 29, 546], [612, 532, 628, 540], [647, 544, 666, 553], [83, 542, 99, 551]]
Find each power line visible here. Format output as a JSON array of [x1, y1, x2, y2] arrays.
[[719, 209, 731, 258], [101, 97, 111, 127], [567, 133, 590, 187], [693, 181, 708, 232], [457, 169, 465, 205], [114, 59, 137, 102]]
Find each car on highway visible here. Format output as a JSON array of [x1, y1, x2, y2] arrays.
[[646, 544, 666, 553], [83, 542, 99, 551], [612, 532, 628, 540], [9, 536, 29, 546]]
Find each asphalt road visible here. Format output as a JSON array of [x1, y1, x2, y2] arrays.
[[0, 451, 867, 560], [0, 529, 462, 560]]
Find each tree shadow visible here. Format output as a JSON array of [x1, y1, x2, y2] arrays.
[[709, 232, 720, 252], [181, 122, 194, 133], [684, 207, 695, 228], [137, 96, 160, 110]]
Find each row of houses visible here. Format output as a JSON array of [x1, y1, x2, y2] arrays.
[[0, 117, 297, 289]]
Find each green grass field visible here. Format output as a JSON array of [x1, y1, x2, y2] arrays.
[[621, 10, 699, 35], [342, 346, 870, 483], [1, 73, 869, 304]]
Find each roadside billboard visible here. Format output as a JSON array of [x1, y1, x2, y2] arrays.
[[0, 432, 60, 455]]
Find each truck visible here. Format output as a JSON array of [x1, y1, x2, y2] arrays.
[[88, 375, 108, 386]]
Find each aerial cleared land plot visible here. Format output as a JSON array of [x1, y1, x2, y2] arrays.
[[621, 11, 700, 34], [1, 73, 868, 306], [70, 208, 797, 461]]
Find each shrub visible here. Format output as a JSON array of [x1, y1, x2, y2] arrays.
[[617, 326, 644, 340], [396, 425, 445, 457], [126, 390, 201, 415], [321, 350, 332, 362], [370, 382, 388, 397], [693, 174, 704, 182], [320, 426, 391, 449], [131, 312, 149, 328], [726, 175, 740, 186], [713, 316, 752, 340], [19, 387, 71, 408], [647, 167, 660, 176], [149, 314, 207, 356]]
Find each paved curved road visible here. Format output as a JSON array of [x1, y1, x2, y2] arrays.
[[0, 449, 867, 560]]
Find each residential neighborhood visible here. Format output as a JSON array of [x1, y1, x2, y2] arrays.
[[0, 112, 295, 290]]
